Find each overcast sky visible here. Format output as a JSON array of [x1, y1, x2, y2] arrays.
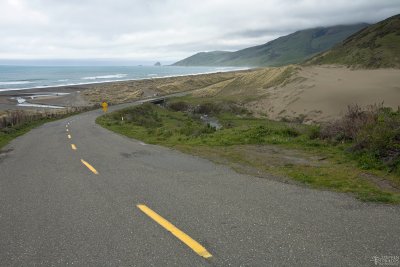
[[1, 0, 399, 63]]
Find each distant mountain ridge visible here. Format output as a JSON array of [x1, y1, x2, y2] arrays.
[[173, 23, 369, 67], [307, 14, 400, 68]]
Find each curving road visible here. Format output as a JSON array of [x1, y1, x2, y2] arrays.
[[1, 101, 399, 266]]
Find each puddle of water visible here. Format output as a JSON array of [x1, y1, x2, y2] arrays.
[[28, 93, 69, 100], [11, 94, 66, 109], [17, 103, 65, 109], [200, 115, 222, 129], [14, 97, 26, 104]]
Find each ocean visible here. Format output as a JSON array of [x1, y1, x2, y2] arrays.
[[0, 65, 243, 92]]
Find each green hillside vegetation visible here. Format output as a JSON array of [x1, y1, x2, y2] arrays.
[[0, 107, 94, 149], [307, 14, 400, 68], [173, 24, 368, 67], [177, 51, 232, 66], [97, 101, 400, 203]]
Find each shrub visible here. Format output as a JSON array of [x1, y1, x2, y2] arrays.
[[352, 107, 400, 171], [305, 125, 321, 140], [194, 102, 221, 115], [320, 104, 400, 172], [0, 106, 95, 131], [168, 101, 189, 112], [121, 103, 162, 128], [320, 104, 377, 141], [279, 127, 300, 137]]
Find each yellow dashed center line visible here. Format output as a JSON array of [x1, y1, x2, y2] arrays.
[[80, 159, 99, 175], [65, 124, 98, 175], [137, 204, 212, 259]]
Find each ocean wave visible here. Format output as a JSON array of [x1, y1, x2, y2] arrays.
[[81, 74, 128, 80], [0, 67, 250, 92], [0, 81, 34, 85]]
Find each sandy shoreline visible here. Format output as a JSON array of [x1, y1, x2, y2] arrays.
[[0, 70, 249, 111], [0, 84, 91, 110], [1, 66, 399, 123]]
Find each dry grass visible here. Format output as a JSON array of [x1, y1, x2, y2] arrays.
[[192, 66, 297, 100], [81, 67, 295, 105], [320, 104, 379, 140], [83, 88, 144, 104], [81, 71, 245, 105]]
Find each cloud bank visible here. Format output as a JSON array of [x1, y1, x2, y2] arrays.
[[1, 0, 399, 63]]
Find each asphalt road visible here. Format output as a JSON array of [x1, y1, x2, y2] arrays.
[[1, 101, 399, 266]]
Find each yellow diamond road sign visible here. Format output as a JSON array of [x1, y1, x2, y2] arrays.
[[101, 101, 108, 113]]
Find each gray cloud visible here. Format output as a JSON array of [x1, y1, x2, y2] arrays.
[[0, 0, 399, 62]]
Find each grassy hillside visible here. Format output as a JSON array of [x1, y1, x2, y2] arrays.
[[191, 65, 297, 101], [307, 14, 400, 68], [175, 51, 232, 66], [97, 101, 400, 203], [173, 24, 368, 67]]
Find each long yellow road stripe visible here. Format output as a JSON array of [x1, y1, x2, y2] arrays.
[[137, 204, 212, 259], [71, 144, 77, 150], [68, 134, 71, 139], [80, 159, 99, 175]]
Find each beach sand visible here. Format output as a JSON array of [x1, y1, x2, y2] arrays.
[[0, 86, 87, 110], [246, 66, 400, 122], [1, 66, 399, 123], [0, 70, 243, 111]]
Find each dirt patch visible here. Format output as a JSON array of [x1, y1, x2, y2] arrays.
[[231, 145, 327, 167], [180, 144, 328, 185], [359, 173, 400, 193]]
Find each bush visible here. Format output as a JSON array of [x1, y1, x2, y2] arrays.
[[194, 102, 221, 115], [320, 104, 377, 141], [0, 106, 95, 130], [320, 104, 400, 172], [120, 103, 162, 128], [352, 107, 400, 171], [279, 127, 300, 137], [305, 125, 321, 139], [168, 101, 189, 112]]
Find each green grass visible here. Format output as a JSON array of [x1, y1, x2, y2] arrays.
[[97, 102, 400, 204], [0, 107, 95, 150], [0, 118, 54, 150]]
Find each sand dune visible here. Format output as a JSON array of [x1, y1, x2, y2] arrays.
[[246, 66, 400, 122], [1, 66, 399, 124]]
